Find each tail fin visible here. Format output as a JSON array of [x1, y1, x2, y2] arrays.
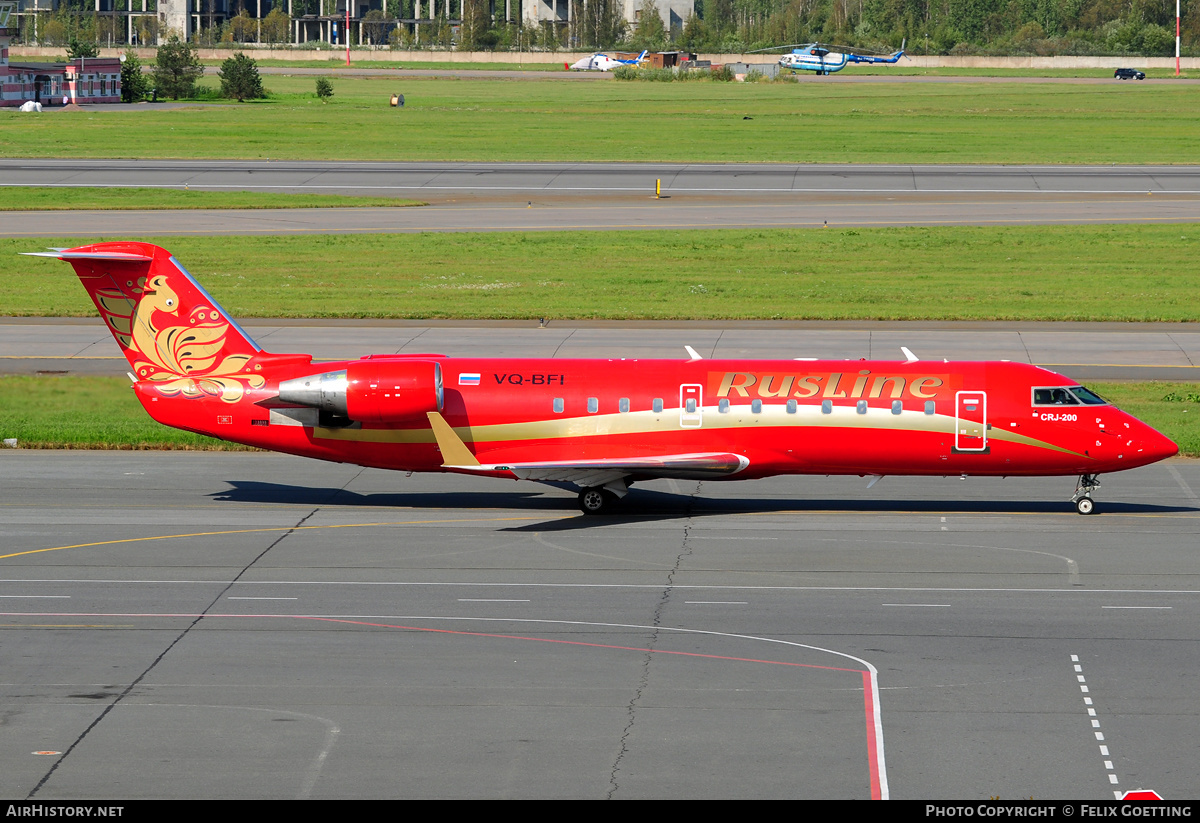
[[26, 241, 266, 402]]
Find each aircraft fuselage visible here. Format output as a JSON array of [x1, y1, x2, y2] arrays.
[[139, 355, 1175, 481]]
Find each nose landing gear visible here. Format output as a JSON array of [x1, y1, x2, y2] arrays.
[[1071, 474, 1101, 514]]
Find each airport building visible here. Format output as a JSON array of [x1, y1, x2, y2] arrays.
[[0, 5, 122, 106]]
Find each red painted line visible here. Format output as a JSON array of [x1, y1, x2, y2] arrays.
[[863, 670, 882, 800], [4, 610, 884, 796], [301, 616, 867, 673]]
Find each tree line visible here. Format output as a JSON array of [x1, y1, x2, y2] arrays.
[[20, 0, 1199, 54]]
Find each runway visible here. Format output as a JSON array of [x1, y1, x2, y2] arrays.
[[4, 317, 1198, 381], [1, 450, 1196, 798], [3, 161, 1199, 235]]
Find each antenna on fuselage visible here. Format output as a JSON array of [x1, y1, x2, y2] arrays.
[[685, 345, 703, 361], [901, 346, 919, 362]]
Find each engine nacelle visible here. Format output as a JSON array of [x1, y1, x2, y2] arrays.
[[278, 360, 443, 424]]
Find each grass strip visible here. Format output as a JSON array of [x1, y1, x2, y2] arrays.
[[7, 225, 1200, 321], [3, 75, 1199, 163], [2, 376, 1196, 456], [0, 375, 248, 450], [0, 187, 423, 211]]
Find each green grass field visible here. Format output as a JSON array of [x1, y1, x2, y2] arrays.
[[3, 75, 1199, 163], [0, 187, 423, 210], [3, 375, 1195, 455], [8, 225, 1200, 321]]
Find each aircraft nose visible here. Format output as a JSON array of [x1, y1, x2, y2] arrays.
[[1139, 424, 1179, 463]]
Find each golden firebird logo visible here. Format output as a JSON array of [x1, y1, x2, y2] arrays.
[[93, 273, 264, 403]]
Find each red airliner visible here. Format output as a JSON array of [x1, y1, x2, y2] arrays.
[[34, 241, 1178, 515]]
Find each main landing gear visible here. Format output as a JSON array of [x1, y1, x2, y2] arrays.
[[1071, 474, 1102, 515], [578, 487, 618, 515]]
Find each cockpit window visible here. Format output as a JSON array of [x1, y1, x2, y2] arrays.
[[1032, 386, 1110, 406], [1069, 386, 1109, 405], [1033, 387, 1080, 406]]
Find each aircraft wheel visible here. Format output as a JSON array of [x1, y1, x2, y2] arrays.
[[579, 487, 615, 515], [1076, 496, 1095, 515]]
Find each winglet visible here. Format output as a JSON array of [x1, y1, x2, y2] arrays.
[[427, 411, 480, 467]]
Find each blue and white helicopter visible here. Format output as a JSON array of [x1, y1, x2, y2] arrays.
[[761, 39, 906, 75], [568, 50, 649, 71]]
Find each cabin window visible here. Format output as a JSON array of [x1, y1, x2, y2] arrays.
[[786, 399, 797, 414], [924, 400, 935, 415], [891, 400, 902, 415], [821, 400, 832, 414], [856, 400, 868, 414], [653, 398, 663, 413], [718, 399, 730, 413], [619, 397, 630, 413], [751, 399, 762, 414], [553, 398, 564, 413], [685, 398, 697, 413], [587, 397, 598, 413]]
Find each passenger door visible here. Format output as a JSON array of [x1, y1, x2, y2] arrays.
[[955, 391, 987, 452]]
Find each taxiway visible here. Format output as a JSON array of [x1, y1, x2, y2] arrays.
[[1, 451, 1196, 798]]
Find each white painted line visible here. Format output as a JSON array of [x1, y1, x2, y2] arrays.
[[1081, 685, 1090, 693], [228, 597, 298, 600], [685, 601, 749, 605], [1076, 654, 1119, 790], [882, 603, 951, 607], [457, 599, 530, 602], [0, 608, 893, 799], [688, 537, 778, 541], [0, 595, 70, 598], [1078, 675, 1086, 682], [1102, 606, 1172, 610]]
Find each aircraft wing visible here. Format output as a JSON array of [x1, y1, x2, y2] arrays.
[[425, 411, 747, 487], [464, 453, 750, 486]]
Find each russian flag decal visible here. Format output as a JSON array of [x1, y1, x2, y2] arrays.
[[458, 373, 481, 386]]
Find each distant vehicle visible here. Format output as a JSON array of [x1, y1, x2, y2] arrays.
[[754, 40, 905, 75], [1114, 68, 1146, 80], [567, 50, 648, 72]]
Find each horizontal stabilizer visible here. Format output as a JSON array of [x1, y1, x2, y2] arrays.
[[24, 250, 154, 262]]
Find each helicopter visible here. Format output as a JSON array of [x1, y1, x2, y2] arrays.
[[754, 39, 906, 75]]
